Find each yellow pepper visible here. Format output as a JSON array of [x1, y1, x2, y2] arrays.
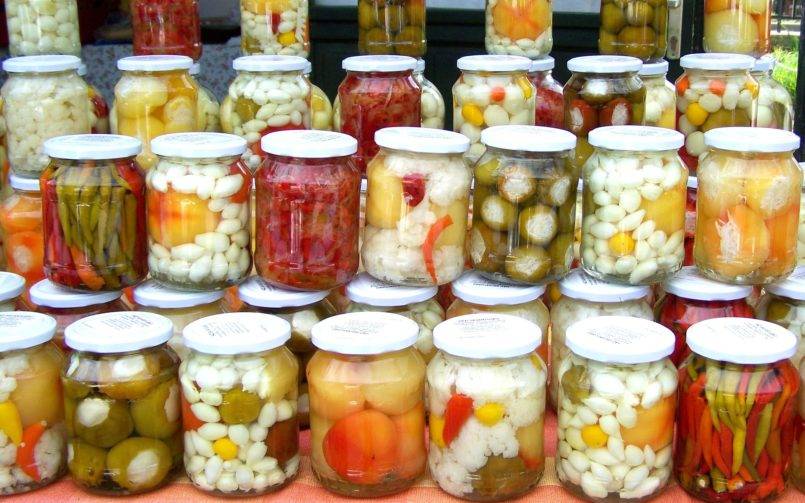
[[461, 103, 485, 127], [213, 438, 239, 461], [475, 403, 505, 426], [685, 102, 709, 127], [608, 232, 635, 256], [278, 31, 297, 47], [0, 402, 23, 445], [515, 76, 534, 100], [581, 424, 608, 448], [430, 415, 446, 448]]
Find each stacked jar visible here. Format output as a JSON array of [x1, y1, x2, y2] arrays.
[[189, 63, 221, 133], [240, 0, 309, 57], [220, 56, 311, 172], [357, 0, 426, 57], [471, 125, 578, 285], [757, 267, 805, 365], [563, 56, 645, 167], [256, 130, 360, 291], [0, 272, 24, 311], [528, 57, 564, 128], [428, 313, 547, 500], [800, 164, 805, 266], [549, 269, 653, 406], [453, 55, 535, 163], [639, 60, 676, 129], [5, 0, 80, 56], [675, 53, 757, 171], [581, 126, 687, 285], [557, 316, 677, 501], [1, 55, 90, 178], [675, 318, 799, 502], [308, 312, 426, 496], [78, 63, 111, 135], [752, 56, 794, 131], [363, 127, 470, 286], [598, 0, 668, 61], [485, 0, 552, 58], [131, 0, 201, 60], [41, 134, 148, 291], [703, 0, 770, 56], [180, 313, 300, 495], [415, 59, 446, 129], [63, 312, 181, 495], [798, 358, 805, 492], [305, 62, 333, 131], [0, 312, 65, 494], [0, 174, 44, 287], [684, 175, 697, 264], [694, 128, 801, 284]]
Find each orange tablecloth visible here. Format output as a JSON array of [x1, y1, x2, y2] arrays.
[[8, 413, 805, 502]]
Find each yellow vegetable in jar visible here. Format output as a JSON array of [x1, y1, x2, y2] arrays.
[[581, 424, 608, 448], [609, 232, 636, 256], [462, 103, 485, 127], [704, 9, 758, 54], [278, 31, 297, 46], [475, 403, 505, 426], [213, 438, 238, 460], [0, 402, 23, 445], [430, 414, 446, 448], [685, 102, 709, 126]]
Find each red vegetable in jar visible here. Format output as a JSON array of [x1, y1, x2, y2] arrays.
[[528, 57, 564, 128], [132, 0, 202, 61], [255, 130, 361, 291]]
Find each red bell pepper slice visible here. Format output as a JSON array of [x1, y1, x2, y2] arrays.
[[17, 422, 47, 481], [442, 393, 473, 447], [422, 214, 453, 283]]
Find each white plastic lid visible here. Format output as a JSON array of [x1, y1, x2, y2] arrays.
[[238, 276, 329, 308], [0, 312, 56, 350], [233, 55, 308, 72], [261, 130, 357, 158], [566, 316, 675, 363], [680, 53, 755, 71], [704, 127, 800, 153], [65, 312, 173, 353], [0, 272, 24, 303], [133, 280, 224, 309], [346, 273, 437, 307], [589, 126, 684, 151], [664, 266, 752, 301], [686, 318, 797, 364], [117, 55, 194, 72], [30, 279, 122, 309], [375, 127, 470, 154], [3, 55, 81, 73], [43, 134, 142, 160], [9, 174, 40, 192], [765, 266, 805, 300], [452, 271, 546, 306], [457, 55, 531, 72], [481, 125, 576, 152], [183, 312, 291, 355], [752, 56, 776, 73], [433, 313, 541, 359], [151, 132, 247, 158], [558, 269, 650, 302], [567, 55, 642, 74], [304, 61, 312, 75], [189, 62, 201, 76], [77, 62, 87, 77], [529, 56, 555, 72], [638, 60, 669, 76], [311, 312, 419, 355], [687, 176, 698, 189], [342, 55, 417, 72], [415, 58, 425, 73]]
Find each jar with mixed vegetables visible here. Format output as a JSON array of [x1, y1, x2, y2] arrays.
[[0, 273, 24, 311], [703, 0, 770, 56], [756, 266, 805, 365], [5, 0, 80, 56], [794, 359, 805, 491], [189, 64, 221, 133], [528, 57, 564, 128], [415, 59, 446, 129], [599, 0, 668, 61], [639, 60, 676, 129], [357, 0, 426, 57], [0, 175, 44, 288], [485, 0, 552, 58], [240, 0, 309, 57], [131, 0, 201, 61], [751, 57, 794, 131]]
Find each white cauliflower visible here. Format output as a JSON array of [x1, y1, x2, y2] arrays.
[[361, 228, 430, 284], [396, 204, 437, 247], [426, 160, 472, 207]]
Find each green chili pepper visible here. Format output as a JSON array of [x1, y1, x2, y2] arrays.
[[744, 366, 766, 414], [732, 420, 746, 476], [752, 403, 773, 462], [711, 467, 727, 493], [706, 360, 722, 430]]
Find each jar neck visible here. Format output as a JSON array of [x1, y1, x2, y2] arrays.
[[267, 154, 351, 165], [53, 156, 137, 168], [442, 351, 522, 366], [485, 145, 570, 159], [641, 74, 667, 84], [347, 70, 413, 78], [12, 69, 79, 79], [159, 155, 241, 165], [463, 69, 526, 78], [239, 70, 305, 78], [709, 147, 792, 161], [124, 69, 190, 78]]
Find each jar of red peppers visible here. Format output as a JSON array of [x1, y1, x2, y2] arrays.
[[675, 317, 799, 502], [338, 55, 420, 174], [131, 0, 202, 61], [256, 130, 360, 291], [528, 57, 564, 129], [656, 266, 754, 366], [684, 176, 697, 265], [41, 134, 147, 291], [0, 174, 44, 288], [794, 358, 805, 491]]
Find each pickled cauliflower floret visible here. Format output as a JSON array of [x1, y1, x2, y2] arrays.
[[291, 309, 319, 342]]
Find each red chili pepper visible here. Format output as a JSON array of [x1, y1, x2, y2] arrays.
[[422, 214, 453, 284], [442, 394, 473, 447], [711, 427, 731, 476], [756, 449, 769, 477], [598, 97, 632, 127], [17, 422, 47, 481], [676, 75, 690, 96], [566, 99, 597, 136], [700, 406, 713, 470]]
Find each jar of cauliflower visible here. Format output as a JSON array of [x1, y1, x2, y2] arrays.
[[0, 272, 25, 312], [757, 266, 805, 366], [345, 272, 445, 362], [638, 61, 676, 129], [751, 56, 794, 131], [308, 312, 426, 496], [189, 63, 221, 133], [581, 126, 688, 285], [428, 313, 547, 500], [180, 312, 299, 495], [557, 316, 677, 502], [5, 0, 80, 56], [549, 269, 652, 407], [415, 59, 446, 129], [1, 55, 90, 178], [363, 127, 471, 286]]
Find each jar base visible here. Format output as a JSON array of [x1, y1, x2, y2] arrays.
[[441, 469, 543, 502], [694, 264, 794, 287], [1, 468, 66, 496], [314, 472, 419, 498], [581, 264, 680, 287], [560, 478, 668, 503]]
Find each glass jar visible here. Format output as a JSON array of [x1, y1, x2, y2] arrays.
[[752, 57, 794, 131], [256, 131, 360, 290], [684, 176, 697, 265], [428, 313, 547, 500], [62, 312, 181, 495], [308, 312, 426, 496], [77, 63, 111, 135], [795, 359, 805, 491], [529, 57, 564, 128], [1, 56, 90, 178], [5, 0, 80, 56], [180, 312, 299, 495], [581, 126, 687, 285], [703, 0, 770, 56], [41, 134, 148, 291], [800, 167, 805, 266], [564, 56, 646, 168], [220, 56, 312, 172], [148, 133, 251, 291], [598, 0, 667, 61], [240, 0, 309, 57], [0, 312, 65, 494], [656, 266, 754, 366], [757, 267, 805, 365], [345, 272, 445, 362], [363, 128, 470, 286], [639, 60, 676, 129], [114, 55, 199, 170], [453, 55, 535, 163], [306, 62, 333, 132], [133, 280, 226, 359], [131, 0, 202, 61], [549, 269, 652, 406], [29, 279, 128, 351], [485, 0, 552, 58], [694, 128, 802, 284], [189, 63, 221, 133], [676, 318, 799, 502], [0, 272, 25, 311], [557, 316, 677, 501], [415, 59, 446, 129], [0, 174, 44, 287], [338, 56, 421, 174], [675, 53, 758, 172], [357, 0, 426, 57], [471, 126, 577, 285]]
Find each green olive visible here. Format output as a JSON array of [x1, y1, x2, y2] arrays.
[[617, 26, 657, 60], [505, 246, 552, 283], [68, 441, 107, 487], [107, 437, 172, 492], [599, 30, 620, 54], [557, 190, 578, 232], [130, 379, 180, 439], [765, 299, 792, 322], [394, 26, 425, 56], [75, 397, 134, 449], [219, 389, 262, 425]]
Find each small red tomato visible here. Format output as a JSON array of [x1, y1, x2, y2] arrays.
[[566, 99, 597, 136], [599, 97, 632, 126]]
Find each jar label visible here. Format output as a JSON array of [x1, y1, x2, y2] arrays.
[[88, 312, 161, 331], [0, 312, 41, 328]]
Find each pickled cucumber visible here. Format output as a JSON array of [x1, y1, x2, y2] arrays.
[[69, 441, 107, 487], [130, 379, 180, 439], [75, 397, 134, 448], [219, 389, 262, 425], [107, 437, 172, 492]]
